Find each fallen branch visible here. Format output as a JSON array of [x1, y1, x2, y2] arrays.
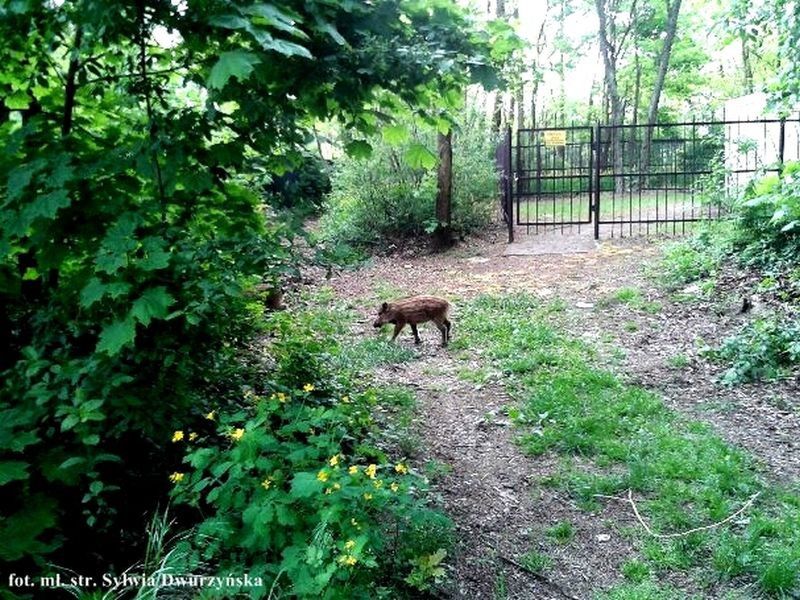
[[496, 552, 581, 600], [593, 489, 761, 539]]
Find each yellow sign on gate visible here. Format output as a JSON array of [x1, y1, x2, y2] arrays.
[[543, 130, 567, 147]]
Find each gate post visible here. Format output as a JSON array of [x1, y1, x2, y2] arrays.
[[594, 123, 601, 240], [506, 126, 514, 243], [779, 118, 786, 173]]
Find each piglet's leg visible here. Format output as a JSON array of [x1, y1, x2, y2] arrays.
[[391, 323, 405, 342], [433, 319, 448, 347], [410, 323, 422, 344]]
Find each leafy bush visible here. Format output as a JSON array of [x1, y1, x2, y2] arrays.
[[320, 113, 499, 246], [171, 309, 452, 598], [733, 161, 800, 265], [709, 314, 800, 384]]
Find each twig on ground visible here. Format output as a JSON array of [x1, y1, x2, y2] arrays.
[[593, 489, 761, 539], [496, 552, 581, 600]]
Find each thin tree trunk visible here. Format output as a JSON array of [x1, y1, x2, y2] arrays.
[[595, 0, 624, 191], [435, 131, 453, 248], [491, 0, 506, 133], [740, 31, 754, 94], [642, 0, 682, 174]]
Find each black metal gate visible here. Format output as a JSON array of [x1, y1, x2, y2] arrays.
[[499, 117, 800, 241]]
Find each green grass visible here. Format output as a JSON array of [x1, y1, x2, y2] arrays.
[[666, 353, 690, 368], [545, 521, 575, 545], [599, 287, 663, 314], [452, 293, 800, 597], [520, 550, 552, 574]]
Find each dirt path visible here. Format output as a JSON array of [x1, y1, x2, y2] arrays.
[[321, 228, 799, 598]]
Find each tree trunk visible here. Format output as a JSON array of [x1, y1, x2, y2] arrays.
[[491, 0, 506, 133], [740, 30, 754, 94], [642, 0, 682, 175], [435, 131, 453, 248], [595, 0, 624, 191]]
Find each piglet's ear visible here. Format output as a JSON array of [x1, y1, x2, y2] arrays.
[[381, 302, 388, 311]]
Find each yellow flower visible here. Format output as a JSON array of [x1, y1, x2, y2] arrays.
[[341, 395, 350, 403], [303, 383, 315, 392], [344, 540, 356, 551], [348, 465, 359, 475], [329, 455, 340, 467], [171, 430, 184, 442], [205, 410, 216, 421], [351, 518, 359, 527], [365, 464, 377, 479], [277, 392, 287, 403], [188, 432, 198, 441], [261, 478, 272, 490], [169, 472, 185, 483], [317, 470, 329, 483], [363, 492, 373, 501], [373, 479, 383, 489], [390, 482, 399, 492], [394, 463, 408, 474], [339, 555, 357, 567], [325, 488, 332, 495], [229, 428, 245, 441]]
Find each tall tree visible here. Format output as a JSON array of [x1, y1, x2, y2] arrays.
[[435, 130, 453, 247], [641, 0, 683, 166]]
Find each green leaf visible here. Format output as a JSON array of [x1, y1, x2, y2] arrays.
[[382, 124, 409, 144], [290, 472, 323, 498], [131, 287, 175, 326], [263, 37, 312, 59], [96, 317, 136, 356], [208, 51, 262, 90], [80, 278, 106, 308], [314, 19, 346, 45], [344, 140, 373, 159], [0, 461, 29, 485], [5, 90, 30, 110], [137, 237, 171, 271], [405, 143, 437, 169]]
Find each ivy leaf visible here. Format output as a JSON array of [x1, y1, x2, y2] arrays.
[[208, 51, 262, 90], [131, 287, 175, 326], [404, 143, 437, 169], [96, 317, 136, 356], [344, 140, 372, 159]]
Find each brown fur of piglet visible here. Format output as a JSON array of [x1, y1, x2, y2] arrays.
[[372, 295, 451, 347]]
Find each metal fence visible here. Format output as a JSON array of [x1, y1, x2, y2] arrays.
[[498, 117, 800, 241]]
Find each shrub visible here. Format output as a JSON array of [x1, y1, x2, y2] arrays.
[[733, 161, 800, 266], [320, 113, 498, 246], [709, 314, 800, 384], [171, 309, 453, 598]]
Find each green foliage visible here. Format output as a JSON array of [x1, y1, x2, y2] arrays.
[[171, 308, 452, 598], [709, 314, 800, 384], [654, 223, 732, 289], [0, 0, 508, 582], [733, 162, 800, 266], [320, 111, 499, 246], [261, 153, 332, 217]]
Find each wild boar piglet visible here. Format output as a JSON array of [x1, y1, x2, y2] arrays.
[[372, 295, 451, 347]]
